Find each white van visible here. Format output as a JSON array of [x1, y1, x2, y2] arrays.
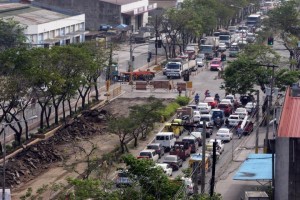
[[155, 132, 176, 151]]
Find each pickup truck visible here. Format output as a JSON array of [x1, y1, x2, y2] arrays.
[[228, 114, 242, 127], [163, 155, 183, 171], [169, 141, 191, 161]]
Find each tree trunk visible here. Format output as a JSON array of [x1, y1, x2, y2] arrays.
[[134, 137, 138, 147], [39, 104, 46, 130], [67, 99, 73, 116], [62, 99, 66, 122], [93, 77, 99, 101]]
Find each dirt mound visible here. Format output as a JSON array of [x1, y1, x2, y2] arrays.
[[1, 109, 109, 189]]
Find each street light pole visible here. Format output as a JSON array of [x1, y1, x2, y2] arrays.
[[2, 115, 37, 200]]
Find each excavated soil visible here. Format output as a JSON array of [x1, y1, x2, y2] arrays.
[[9, 97, 173, 199]]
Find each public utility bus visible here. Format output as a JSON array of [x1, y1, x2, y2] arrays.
[[247, 14, 261, 28]]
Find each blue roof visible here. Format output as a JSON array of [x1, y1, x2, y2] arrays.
[[233, 154, 273, 181]]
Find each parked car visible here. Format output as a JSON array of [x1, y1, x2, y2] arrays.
[[216, 128, 233, 142], [137, 149, 159, 162], [234, 107, 248, 119], [228, 114, 242, 127], [115, 169, 132, 188], [163, 155, 183, 171], [245, 102, 257, 113], [193, 110, 201, 122], [146, 143, 165, 158], [198, 102, 211, 114], [206, 139, 224, 154], [240, 95, 254, 106], [99, 24, 112, 31], [155, 163, 173, 176], [169, 141, 192, 160], [218, 43, 227, 52], [204, 97, 218, 108], [210, 58, 222, 71], [217, 103, 233, 117]]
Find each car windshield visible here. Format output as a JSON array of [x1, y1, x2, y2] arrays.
[[218, 104, 228, 108], [118, 171, 129, 177], [230, 47, 239, 51], [218, 129, 228, 133], [219, 35, 230, 40], [236, 108, 245, 112], [148, 145, 158, 150], [167, 63, 180, 69], [230, 116, 239, 120], [213, 111, 222, 118], [182, 139, 194, 144], [211, 61, 220, 64], [140, 152, 151, 157], [165, 156, 176, 161], [200, 117, 210, 121]]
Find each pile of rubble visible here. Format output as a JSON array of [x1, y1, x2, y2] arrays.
[[0, 109, 109, 188]]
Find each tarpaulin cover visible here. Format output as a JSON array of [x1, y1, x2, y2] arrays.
[[233, 154, 272, 181]]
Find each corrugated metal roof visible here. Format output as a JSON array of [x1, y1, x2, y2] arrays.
[[278, 87, 300, 138], [233, 154, 272, 181]]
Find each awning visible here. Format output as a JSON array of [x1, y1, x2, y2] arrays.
[[233, 154, 273, 181]]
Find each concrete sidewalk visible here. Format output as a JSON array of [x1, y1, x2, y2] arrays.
[[215, 126, 272, 200]]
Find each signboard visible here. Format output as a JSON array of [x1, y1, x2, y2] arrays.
[[186, 81, 193, 89]]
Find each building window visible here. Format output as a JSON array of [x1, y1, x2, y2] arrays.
[[55, 29, 60, 37], [38, 33, 43, 44], [70, 25, 75, 32], [66, 26, 70, 34], [60, 28, 65, 36], [49, 30, 54, 38]]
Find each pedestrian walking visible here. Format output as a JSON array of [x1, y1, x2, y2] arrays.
[[177, 86, 182, 96], [237, 126, 243, 139]]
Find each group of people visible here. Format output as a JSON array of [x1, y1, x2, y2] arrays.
[[193, 90, 220, 102]]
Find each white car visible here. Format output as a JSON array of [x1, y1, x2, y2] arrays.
[[198, 102, 211, 114], [182, 177, 194, 195], [206, 139, 224, 154], [220, 99, 233, 107], [193, 110, 201, 122], [219, 43, 227, 52], [245, 102, 256, 113], [216, 128, 233, 142], [234, 107, 248, 119], [228, 114, 242, 126], [155, 163, 173, 176], [195, 57, 204, 67], [138, 149, 159, 162]]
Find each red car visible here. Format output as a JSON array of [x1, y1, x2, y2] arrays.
[[217, 103, 233, 117], [204, 97, 218, 108], [210, 58, 222, 71]]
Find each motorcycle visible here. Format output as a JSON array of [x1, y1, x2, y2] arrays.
[[195, 98, 199, 104], [214, 117, 222, 129]]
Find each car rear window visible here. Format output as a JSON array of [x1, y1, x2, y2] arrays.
[[165, 156, 176, 161], [140, 152, 152, 157], [182, 139, 195, 144], [147, 145, 158, 150]]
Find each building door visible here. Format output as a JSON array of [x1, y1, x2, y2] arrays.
[[137, 14, 142, 30]]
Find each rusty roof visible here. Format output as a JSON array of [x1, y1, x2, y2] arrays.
[[278, 86, 300, 138]]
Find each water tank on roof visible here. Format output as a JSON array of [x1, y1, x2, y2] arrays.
[[291, 83, 300, 97]]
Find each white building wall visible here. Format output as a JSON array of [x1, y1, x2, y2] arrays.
[[121, 0, 148, 13]]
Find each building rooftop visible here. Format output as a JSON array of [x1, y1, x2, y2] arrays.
[[99, 0, 144, 6], [278, 85, 300, 138], [0, 3, 69, 25]]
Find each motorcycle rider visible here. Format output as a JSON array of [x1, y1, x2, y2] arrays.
[[215, 116, 221, 128], [195, 93, 200, 104], [214, 93, 220, 102], [205, 90, 210, 97]]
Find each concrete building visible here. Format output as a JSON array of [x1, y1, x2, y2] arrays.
[[32, 0, 157, 31], [0, 2, 86, 47], [276, 84, 300, 200]]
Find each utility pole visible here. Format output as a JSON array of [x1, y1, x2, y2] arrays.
[[129, 27, 134, 84], [192, 162, 199, 195], [210, 139, 217, 197], [155, 15, 158, 65], [106, 43, 113, 96], [201, 122, 206, 193], [255, 90, 260, 154], [264, 66, 275, 153]]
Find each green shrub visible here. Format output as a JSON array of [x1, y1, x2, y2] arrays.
[[175, 96, 190, 106], [160, 102, 180, 121]]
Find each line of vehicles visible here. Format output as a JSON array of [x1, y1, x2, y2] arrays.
[[115, 92, 257, 191]]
